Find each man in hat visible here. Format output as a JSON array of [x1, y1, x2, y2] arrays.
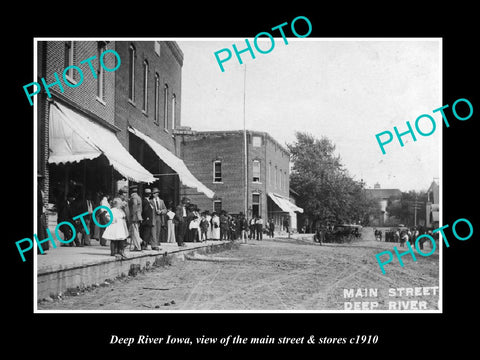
[[71, 187, 93, 246], [128, 184, 143, 251], [57, 191, 76, 246], [174, 197, 190, 247], [151, 187, 167, 250], [140, 188, 154, 250]]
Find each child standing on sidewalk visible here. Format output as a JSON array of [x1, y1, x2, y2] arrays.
[[200, 213, 209, 241], [102, 198, 129, 259]]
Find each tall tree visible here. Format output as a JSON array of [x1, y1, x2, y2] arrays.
[[386, 190, 427, 226], [288, 132, 377, 227]]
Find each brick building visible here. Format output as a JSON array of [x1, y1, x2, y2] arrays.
[[113, 40, 213, 204], [36, 40, 213, 227], [37, 40, 155, 211], [177, 130, 303, 232]]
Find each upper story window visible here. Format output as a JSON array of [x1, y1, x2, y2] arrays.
[[97, 42, 106, 101], [268, 162, 271, 185], [142, 60, 149, 112], [252, 160, 260, 182], [275, 166, 278, 188], [163, 84, 169, 130], [154, 41, 161, 56], [128, 44, 136, 102], [171, 94, 176, 130], [154, 73, 160, 124], [213, 160, 222, 183], [64, 41, 75, 81], [252, 135, 262, 147]]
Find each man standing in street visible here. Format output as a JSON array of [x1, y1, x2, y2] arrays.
[[220, 211, 229, 240], [151, 187, 167, 250], [283, 217, 290, 238], [128, 184, 143, 251], [175, 197, 190, 247], [249, 216, 256, 240], [239, 212, 248, 243], [268, 218, 275, 238], [256, 216, 264, 240], [140, 188, 154, 250]]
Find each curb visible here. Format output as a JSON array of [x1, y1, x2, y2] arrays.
[[37, 240, 236, 301]]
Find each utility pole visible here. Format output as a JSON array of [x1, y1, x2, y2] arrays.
[[414, 194, 417, 227], [243, 65, 248, 220]]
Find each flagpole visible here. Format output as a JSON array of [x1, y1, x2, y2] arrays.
[[243, 64, 248, 220]]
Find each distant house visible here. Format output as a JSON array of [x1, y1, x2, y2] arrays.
[[425, 179, 439, 229], [365, 183, 402, 226]]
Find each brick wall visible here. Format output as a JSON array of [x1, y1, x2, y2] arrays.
[[181, 132, 246, 213], [37, 40, 117, 204], [114, 41, 182, 153], [41, 40, 116, 124], [180, 130, 291, 219], [263, 134, 290, 198]]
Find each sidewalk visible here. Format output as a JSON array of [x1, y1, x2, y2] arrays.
[[37, 239, 229, 274], [36, 238, 232, 301]]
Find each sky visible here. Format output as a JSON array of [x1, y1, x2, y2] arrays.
[[177, 38, 441, 192]]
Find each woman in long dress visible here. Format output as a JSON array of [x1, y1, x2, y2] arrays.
[[211, 212, 220, 240], [102, 198, 129, 258], [205, 211, 212, 240], [166, 207, 176, 243]]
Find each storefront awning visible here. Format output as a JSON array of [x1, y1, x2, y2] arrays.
[[268, 193, 304, 214], [49, 102, 156, 184], [128, 126, 215, 199]]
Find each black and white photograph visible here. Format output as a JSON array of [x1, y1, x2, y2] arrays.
[[33, 38, 441, 312], [6, 8, 479, 356]]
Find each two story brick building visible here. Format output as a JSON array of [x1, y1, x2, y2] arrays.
[[177, 129, 303, 231], [37, 40, 213, 223], [113, 41, 212, 205]]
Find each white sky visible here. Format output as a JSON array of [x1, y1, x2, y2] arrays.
[[178, 38, 441, 192]]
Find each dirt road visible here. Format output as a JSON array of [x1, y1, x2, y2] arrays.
[[38, 228, 440, 311]]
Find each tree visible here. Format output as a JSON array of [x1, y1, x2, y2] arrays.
[[386, 190, 427, 226], [288, 132, 377, 227]]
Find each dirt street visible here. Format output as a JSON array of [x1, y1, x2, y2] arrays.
[[38, 228, 440, 311]]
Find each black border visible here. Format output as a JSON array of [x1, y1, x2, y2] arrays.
[[7, 7, 478, 355]]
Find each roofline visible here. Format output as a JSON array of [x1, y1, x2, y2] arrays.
[[180, 129, 290, 156], [166, 41, 184, 66]]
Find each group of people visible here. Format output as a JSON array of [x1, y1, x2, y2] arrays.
[[51, 185, 179, 258], [49, 183, 286, 259], [378, 226, 436, 250]]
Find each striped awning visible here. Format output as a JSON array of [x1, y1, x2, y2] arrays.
[[268, 192, 304, 214], [128, 126, 215, 198], [48, 102, 156, 184]]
